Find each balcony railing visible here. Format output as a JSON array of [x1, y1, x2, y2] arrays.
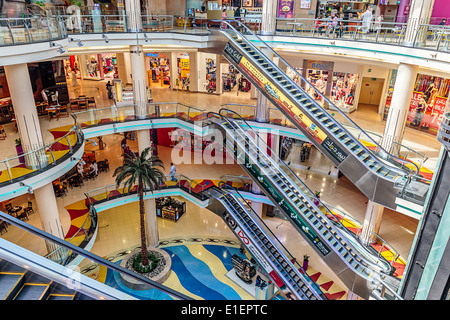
[[0, 16, 65, 46], [2, 12, 450, 54]]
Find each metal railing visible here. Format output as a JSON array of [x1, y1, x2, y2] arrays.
[[0, 16, 65, 46], [71, 102, 206, 126], [84, 174, 207, 204]]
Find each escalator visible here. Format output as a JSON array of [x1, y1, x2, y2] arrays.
[[207, 110, 400, 299], [206, 19, 429, 210], [206, 186, 327, 300]]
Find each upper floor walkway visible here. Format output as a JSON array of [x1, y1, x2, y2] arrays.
[[2, 14, 450, 76]]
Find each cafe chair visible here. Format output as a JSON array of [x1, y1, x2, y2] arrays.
[[88, 97, 96, 109], [17, 211, 29, 221], [98, 159, 109, 172], [0, 220, 8, 235], [59, 104, 69, 118], [23, 201, 34, 216], [78, 99, 88, 110], [70, 100, 79, 111], [5, 203, 12, 214]]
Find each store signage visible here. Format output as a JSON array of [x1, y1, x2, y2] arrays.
[[322, 137, 348, 163], [306, 60, 331, 71], [277, 0, 295, 19], [430, 97, 448, 129], [407, 91, 424, 123]]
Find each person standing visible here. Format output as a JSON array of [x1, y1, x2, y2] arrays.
[[170, 162, 177, 181], [106, 81, 113, 99], [360, 7, 373, 34]]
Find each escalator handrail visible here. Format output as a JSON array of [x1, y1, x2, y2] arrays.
[[216, 108, 358, 236], [206, 18, 420, 177], [210, 185, 326, 300], [207, 110, 393, 277]]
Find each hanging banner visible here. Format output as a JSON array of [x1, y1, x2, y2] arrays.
[[277, 0, 295, 19]]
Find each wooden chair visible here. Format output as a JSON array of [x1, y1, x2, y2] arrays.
[[78, 99, 88, 110], [88, 97, 96, 109], [17, 211, 29, 221], [5, 203, 12, 214], [59, 104, 69, 118], [70, 100, 79, 111]]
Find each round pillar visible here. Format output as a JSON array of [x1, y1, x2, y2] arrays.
[[360, 200, 384, 245], [381, 63, 418, 155], [403, 0, 435, 46], [34, 183, 66, 259], [4, 63, 46, 169]]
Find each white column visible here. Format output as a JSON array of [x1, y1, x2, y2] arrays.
[[145, 197, 159, 247], [189, 51, 199, 93], [129, 44, 159, 248], [169, 51, 178, 90], [381, 63, 418, 154], [130, 45, 148, 119], [261, 0, 278, 35], [4, 63, 46, 169], [360, 200, 384, 245], [403, 0, 435, 46], [215, 54, 223, 95], [251, 201, 264, 218], [34, 183, 65, 256]]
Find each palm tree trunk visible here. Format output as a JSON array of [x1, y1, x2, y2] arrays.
[[139, 182, 149, 266]]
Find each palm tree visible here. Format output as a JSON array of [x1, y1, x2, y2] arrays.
[[113, 146, 165, 267]]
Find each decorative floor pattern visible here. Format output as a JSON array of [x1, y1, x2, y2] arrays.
[[81, 239, 349, 300]]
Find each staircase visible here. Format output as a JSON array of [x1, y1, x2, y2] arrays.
[[0, 258, 94, 300]]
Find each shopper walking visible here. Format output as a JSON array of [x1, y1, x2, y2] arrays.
[[170, 162, 177, 181]]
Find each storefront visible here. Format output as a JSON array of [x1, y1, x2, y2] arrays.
[[146, 52, 171, 88], [330, 72, 359, 113], [384, 72, 450, 136], [176, 53, 190, 91], [78, 53, 119, 81]]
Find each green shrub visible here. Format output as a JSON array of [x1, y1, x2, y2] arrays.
[[132, 252, 160, 274]]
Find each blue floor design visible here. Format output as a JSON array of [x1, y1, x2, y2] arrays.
[[103, 244, 248, 300]]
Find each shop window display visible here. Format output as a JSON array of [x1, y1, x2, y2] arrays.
[[148, 55, 170, 87], [176, 55, 190, 91], [330, 72, 359, 113], [385, 72, 450, 136]]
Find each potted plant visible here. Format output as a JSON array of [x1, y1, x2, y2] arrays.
[[113, 147, 165, 271], [303, 254, 310, 271], [15, 138, 25, 164]]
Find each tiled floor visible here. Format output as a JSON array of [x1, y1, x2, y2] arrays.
[[1, 76, 443, 299]]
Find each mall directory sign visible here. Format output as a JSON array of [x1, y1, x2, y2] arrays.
[[224, 42, 348, 165]]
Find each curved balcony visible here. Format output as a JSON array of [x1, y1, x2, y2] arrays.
[[0, 116, 84, 201]]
